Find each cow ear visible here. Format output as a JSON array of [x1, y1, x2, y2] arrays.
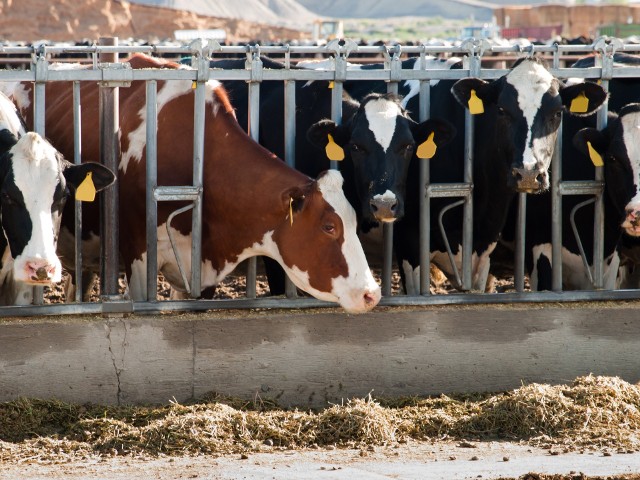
[[306, 119, 349, 148], [411, 118, 456, 151], [573, 128, 607, 165], [281, 185, 308, 224], [63, 162, 116, 193], [451, 77, 495, 113], [561, 82, 607, 116]]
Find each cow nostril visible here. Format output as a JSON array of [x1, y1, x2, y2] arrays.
[[370, 202, 379, 213], [512, 168, 523, 182], [364, 292, 377, 306]]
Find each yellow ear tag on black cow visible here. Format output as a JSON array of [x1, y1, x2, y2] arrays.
[[417, 132, 437, 159], [76, 171, 96, 202], [468, 89, 484, 115], [570, 91, 589, 114], [587, 141, 604, 167], [326, 133, 345, 161]]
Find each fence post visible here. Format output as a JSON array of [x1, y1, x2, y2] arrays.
[[98, 37, 124, 307]]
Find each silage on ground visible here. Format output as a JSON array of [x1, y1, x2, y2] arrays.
[[1, 374, 640, 463]]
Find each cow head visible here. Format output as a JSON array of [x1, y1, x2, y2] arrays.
[[0, 132, 115, 287], [271, 170, 381, 313], [307, 93, 455, 225], [452, 58, 606, 194], [573, 104, 640, 237]]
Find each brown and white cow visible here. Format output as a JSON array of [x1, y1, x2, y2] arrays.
[[2, 54, 381, 313]]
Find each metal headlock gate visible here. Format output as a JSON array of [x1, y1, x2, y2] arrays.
[[3, 37, 640, 317]]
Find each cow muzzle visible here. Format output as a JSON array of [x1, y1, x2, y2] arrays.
[[622, 207, 640, 236], [511, 167, 549, 194], [369, 194, 402, 223], [23, 259, 59, 284]]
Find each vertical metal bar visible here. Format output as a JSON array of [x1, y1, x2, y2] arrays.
[[514, 193, 527, 292], [419, 69, 431, 295], [283, 78, 298, 298], [593, 78, 609, 289], [73, 81, 83, 303], [329, 80, 343, 171], [98, 37, 121, 299], [246, 78, 260, 299], [31, 55, 47, 306], [191, 81, 206, 299], [551, 120, 563, 291], [146, 80, 158, 301], [462, 53, 480, 292], [381, 79, 399, 296]]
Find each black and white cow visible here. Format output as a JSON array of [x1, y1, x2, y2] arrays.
[[301, 56, 607, 294], [0, 91, 116, 305]]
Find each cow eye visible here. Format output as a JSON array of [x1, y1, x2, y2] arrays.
[[554, 110, 562, 119], [350, 144, 364, 153], [322, 223, 336, 235], [498, 107, 507, 116], [402, 144, 415, 154]]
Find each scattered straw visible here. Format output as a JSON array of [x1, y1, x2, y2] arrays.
[[2, 375, 640, 464]]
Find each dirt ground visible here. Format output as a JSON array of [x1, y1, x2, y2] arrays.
[[3, 441, 640, 480]]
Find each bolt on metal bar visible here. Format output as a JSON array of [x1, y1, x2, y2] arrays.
[[73, 81, 83, 303], [98, 37, 122, 300], [283, 70, 298, 299], [146, 80, 158, 302]]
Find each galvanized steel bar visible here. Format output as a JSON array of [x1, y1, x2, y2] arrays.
[[551, 120, 563, 291], [283, 74, 298, 298], [190, 77, 206, 299], [73, 82, 83, 303], [418, 49, 432, 295], [146, 80, 158, 301], [245, 50, 262, 299], [98, 37, 121, 300], [514, 193, 527, 292]]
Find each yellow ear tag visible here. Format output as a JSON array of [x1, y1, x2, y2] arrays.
[[192, 81, 197, 89], [289, 197, 294, 227], [587, 141, 604, 167], [75, 171, 97, 202], [468, 89, 484, 115], [328, 81, 335, 89], [570, 91, 589, 114], [417, 131, 437, 159], [325, 133, 344, 161]]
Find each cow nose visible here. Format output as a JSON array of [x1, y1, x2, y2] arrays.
[[370, 197, 398, 222], [622, 207, 640, 235], [362, 288, 381, 311], [25, 260, 56, 282], [512, 167, 547, 193]]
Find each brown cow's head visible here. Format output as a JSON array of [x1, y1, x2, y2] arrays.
[[271, 170, 381, 313]]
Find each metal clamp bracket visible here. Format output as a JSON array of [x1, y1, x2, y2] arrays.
[[99, 62, 132, 87]]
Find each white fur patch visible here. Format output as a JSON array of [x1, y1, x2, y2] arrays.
[[119, 76, 222, 174], [506, 61, 556, 170], [0, 91, 25, 138], [402, 56, 461, 108], [620, 112, 640, 215], [364, 98, 402, 152], [373, 190, 397, 203]]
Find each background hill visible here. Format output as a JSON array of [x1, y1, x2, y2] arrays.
[[128, 0, 318, 27], [297, 0, 540, 21]]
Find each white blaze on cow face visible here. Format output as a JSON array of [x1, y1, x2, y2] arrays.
[[0, 91, 25, 137], [506, 61, 556, 171], [8, 133, 63, 284], [620, 111, 640, 235], [119, 76, 223, 174], [314, 170, 381, 312], [364, 98, 402, 153]]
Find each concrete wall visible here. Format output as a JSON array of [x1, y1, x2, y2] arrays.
[[1, 303, 639, 407]]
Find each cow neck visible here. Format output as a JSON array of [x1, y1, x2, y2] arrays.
[[472, 107, 517, 247], [201, 109, 312, 266]]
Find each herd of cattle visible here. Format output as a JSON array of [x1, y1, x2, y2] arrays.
[[2, 50, 640, 312]]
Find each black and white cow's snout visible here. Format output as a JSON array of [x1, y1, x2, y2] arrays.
[[369, 191, 400, 222], [510, 165, 549, 193]]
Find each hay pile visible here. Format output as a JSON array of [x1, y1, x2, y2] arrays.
[[1, 375, 640, 463]]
